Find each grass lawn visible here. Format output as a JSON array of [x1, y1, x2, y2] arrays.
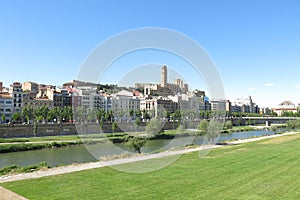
[[2, 133, 300, 199]]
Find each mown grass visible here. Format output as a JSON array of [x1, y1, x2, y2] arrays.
[[1, 133, 300, 199]]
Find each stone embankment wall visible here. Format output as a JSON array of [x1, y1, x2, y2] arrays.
[[0, 121, 188, 138]]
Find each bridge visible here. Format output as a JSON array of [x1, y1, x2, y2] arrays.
[[230, 117, 300, 126]]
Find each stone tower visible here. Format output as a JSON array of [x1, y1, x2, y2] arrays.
[[161, 65, 167, 88]]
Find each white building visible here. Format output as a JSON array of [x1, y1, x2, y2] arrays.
[[0, 93, 13, 122], [111, 90, 140, 114], [274, 101, 297, 116], [140, 96, 178, 118], [76, 86, 97, 111], [231, 96, 255, 113], [168, 93, 200, 112], [90, 93, 112, 111], [210, 99, 227, 111]]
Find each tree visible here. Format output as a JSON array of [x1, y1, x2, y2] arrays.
[[39, 106, 49, 122], [224, 121, 233, 130], [145, 119, 163, 135], [134, 118, 141, 132], [1, 114, 5, 123], [270, 126, 278, 133], [96, 109, 105, 123], [99, 121, 104, 129], [129, 109, 134, 117], [12, 112, 21, 122], [75, 106, 84, 123], [176, 124, 185, 134], [62, 106, 73, 122], [47, 108, 57, 122], [87, 109, 96, 122], [104, 110, 113, 122], [33, 120, 38, 137], [198, 120, 209, 134], [207, 120, 223, 144], [126, 136, 147, 154], [135, 110, 142, 118], [112, 121, 117, 135], [22, 105, 33, 123], [287, 119, 300, 130], [142, 110, 150, 121]]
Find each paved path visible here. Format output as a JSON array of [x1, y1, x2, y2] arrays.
[[0, 131, 298, 184], [0, 186, 28, 200]]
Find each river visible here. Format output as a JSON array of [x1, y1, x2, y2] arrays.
[[0, 129, 275, 168]]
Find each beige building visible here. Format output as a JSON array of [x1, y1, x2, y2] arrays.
[[140, 97, 178, 118], [22, 81, 39, 92], [23, 97, 54, 109]]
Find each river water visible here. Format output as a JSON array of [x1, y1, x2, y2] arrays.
[[0, 129, 275, 168]]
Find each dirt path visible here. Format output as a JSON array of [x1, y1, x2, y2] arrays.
[[0, 131, 298, 183]]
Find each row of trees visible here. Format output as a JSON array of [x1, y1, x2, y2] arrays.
[[20, 106, 73, 124], [197, 120, 233, 134], [281, 110, 300, 117], [9, 104, 296, 125]]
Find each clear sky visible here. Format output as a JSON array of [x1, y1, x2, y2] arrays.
[[1, 0, 300, 108]]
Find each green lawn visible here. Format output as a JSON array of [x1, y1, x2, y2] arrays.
[[2, 133, 300, 199]]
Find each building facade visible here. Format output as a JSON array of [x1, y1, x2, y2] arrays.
[[9, 82, 23, 114], [0, 93, 13, 122], [112, 90, 140, 114], [22, 81, 39, 92]]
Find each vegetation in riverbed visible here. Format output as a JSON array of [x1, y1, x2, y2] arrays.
[[0, 138, 30, 143], [0, 162, 50, 176], [0, 141, 82, 153]]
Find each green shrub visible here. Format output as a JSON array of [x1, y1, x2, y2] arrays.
[[0, 162, 50, 175], [224, 121, 233, 130]]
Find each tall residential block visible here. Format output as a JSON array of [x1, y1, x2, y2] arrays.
[[9, 82, 23, 114]]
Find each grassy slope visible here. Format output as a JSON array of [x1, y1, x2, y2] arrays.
[[2, 134, 300, 199]]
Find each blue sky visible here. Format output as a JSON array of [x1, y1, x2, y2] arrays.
[[1, 0, 300, 107]]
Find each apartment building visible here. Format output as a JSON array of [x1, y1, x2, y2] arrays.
[[111, 90, 140, 113], [9, 82, 23, 114], [0, 93, 13, 122]]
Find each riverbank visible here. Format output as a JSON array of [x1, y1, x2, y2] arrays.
[[1, 131, 298, 183], [0, 127, 258, 153]]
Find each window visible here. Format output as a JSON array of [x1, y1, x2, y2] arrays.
[[6, 101, 12, 104]]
